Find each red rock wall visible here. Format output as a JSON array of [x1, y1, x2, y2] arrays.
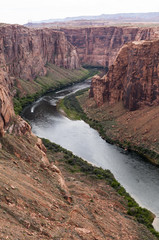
[[0, 24, 80, 135], [90, 39, 159, 110], [61, 27, 159, 67], [0, 25, 80, 81], [0, 69, 14, 136]]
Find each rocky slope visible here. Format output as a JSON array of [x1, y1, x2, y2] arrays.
[[0, 121, 157, 239], [90, 39, 159, 110], [61, 26, 159, 67]]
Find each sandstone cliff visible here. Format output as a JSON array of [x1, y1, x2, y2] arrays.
[[0, 24, 80, 81], [0, 24, 80, 135], [90, 39, 159, 110], [61, 26, 159, 67], [0, 68, 14, 136]]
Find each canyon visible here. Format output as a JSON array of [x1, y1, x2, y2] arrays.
[[1, 22, 159, 239], [61, 26, 159, 67]]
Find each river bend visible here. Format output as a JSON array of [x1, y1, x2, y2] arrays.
[[23, 80, 159, 230]]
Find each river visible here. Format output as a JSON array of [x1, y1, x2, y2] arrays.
[[23, 79, 159, 231]]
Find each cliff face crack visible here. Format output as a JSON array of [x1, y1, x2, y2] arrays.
[[0, 112, 5, 127], [0, 98, 6, 135]]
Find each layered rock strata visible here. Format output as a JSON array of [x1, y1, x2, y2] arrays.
[[0, 24, 80, 135], [61, 26, 159, 67], [0, 24, 80, 81], [90, 39, 159, 110], [0, 68, 14, 136]]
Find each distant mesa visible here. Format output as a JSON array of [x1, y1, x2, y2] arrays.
[[25, 12, 159, 27]]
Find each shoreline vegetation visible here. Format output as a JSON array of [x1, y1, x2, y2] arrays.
[[58, 88, 159, 238], [42, 138, 159, 239], [59, 89, 159, 166], [13, 64, 98, 115]]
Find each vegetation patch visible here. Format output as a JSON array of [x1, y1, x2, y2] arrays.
[[58, 89, 88, 120], [58, 90, 117, 141], [60, 90, 159, 166], [13, 64, 98, 115], [82, 64, 108, 71]]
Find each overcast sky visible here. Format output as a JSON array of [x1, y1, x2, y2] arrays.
[[1, 0, 159, 25]]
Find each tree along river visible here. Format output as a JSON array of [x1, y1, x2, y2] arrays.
[[23, 79, 159, 231]]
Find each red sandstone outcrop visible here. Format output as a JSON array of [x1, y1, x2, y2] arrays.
[[0, 24, 80, 81], [61, 26, 159, 67], [90, 39, 159, 110], [89, 74, 106, 106], [0, 24, 80, 135], [0, 68, 14, 136]]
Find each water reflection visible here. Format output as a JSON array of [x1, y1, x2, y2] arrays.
[[23, 79, 159, 231]]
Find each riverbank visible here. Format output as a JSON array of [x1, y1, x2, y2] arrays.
[[59, 88, 159, 166], [42, 138, 159, 239], [80, 91, 159, 166], [13, 64, 98, 115], [58, 89, 159, 238]]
